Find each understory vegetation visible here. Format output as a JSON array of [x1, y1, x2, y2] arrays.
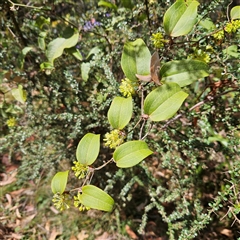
[[0, 0, 240, 239]]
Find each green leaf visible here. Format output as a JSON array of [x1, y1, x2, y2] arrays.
[[79, 185, 114, 212], [51, 170, 69, 194], [81, 62, 91, 81], [86, 46, 101, 59], [76, 133, 100, 166], [46, 31, 79, 65], [113, 141, 153, 168], [38, 32, 47, 50], [144, 83, 188, 122], [121, 0, 133, 9], [107, 97, 132, 129], [11, 85, 26, 104], [163, 0, 199, 36], [223, 45, 240, 58], [231, 6, 240, 20], [98, 0, 117, 10], [121, 39, 151, 81], [66, 47, 83, 61], [160, 59, 209, 87], [198, 18, 216, 30]]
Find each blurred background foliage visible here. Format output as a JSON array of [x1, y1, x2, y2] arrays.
[[0, 0, 239, 239]]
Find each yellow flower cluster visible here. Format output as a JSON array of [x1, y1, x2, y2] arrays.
[[188, 49, 211, 63], [213, 20, 240, 40], [74, 192, 90, 211], [213, 30, 224, 40], [6, 117, 17, 127], [225, 20, 240, 33], [119, 78, 136, 97], [72, 161, 89, 179], [52, 193, 70, 211], [104, 129, 125, 149], [150, 32, 167, 49]]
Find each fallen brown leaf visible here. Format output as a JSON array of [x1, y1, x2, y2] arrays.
[[0, 171, 17, 186], [49, 227, 62, 240]]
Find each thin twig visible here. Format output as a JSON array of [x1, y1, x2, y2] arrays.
[[94, 158, 114, 171], [161, 88, 239, 129]]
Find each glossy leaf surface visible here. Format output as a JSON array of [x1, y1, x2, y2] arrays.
[[79, 185, 114, 212], [163, 0, 199, 36], [108, 97, 132, 129], [160, 59, 209, 87], [51, 170, 69, 194], [113, 141, 153, 168], [76, 133, 100, 165], [121, 39, 151, 81], [144, 83, 188, 122]]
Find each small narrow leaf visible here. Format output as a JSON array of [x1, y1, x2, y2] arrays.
[[108, 97, 133, 129], [160, 59, 209, 87], [11, 85, 26, 104], [163, 0, 199, 37], [66, 47, 83, 61], [230, 6, 240, 20], [113, 141, 153, 168], [81, 62, 91, 81], [51, 170, 69, 194], [121, 39, 151, 81], [76, 133, 100, 165], [144, 83, 188, 122], [46, 31, 79, 64], [79, 185, 114, 212]]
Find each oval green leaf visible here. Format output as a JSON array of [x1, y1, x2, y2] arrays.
[[108, 97, 133, 129], [113, 141, 153, 168], [11, 85, 26, 104], [230, 6, 240, 20], [51, 170, 69, 194], [121, 39, 151, 81], [79, 185, 114, 212], [144, 83, 188, 122], [163, 0, 199, 37], [46, 31, 79, 65], [76, 133, 100, 165], [160, 59, 209, 87]]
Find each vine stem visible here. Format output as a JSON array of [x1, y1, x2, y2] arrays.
[[8, 0, 45, 10], [94, 158, 114, 171]]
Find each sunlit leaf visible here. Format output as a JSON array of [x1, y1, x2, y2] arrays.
[[46, 31, 79, 64], [163, 0, 199, 36], [11, 85, 26, 104], [81, 62, 91, 81], [51, 170, 69, 194], [108, 97, 132, 129], [230, 6, 240, 20], [223, 45, 240, 58], [160, 59, 209, 87], [113, 141, 153, 168], [66, 47, 83, 61], [79, 185, 114, 212], [121, 39, 151, 81], [76, 133, 100, 166], [144, 83, 188, 121]]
